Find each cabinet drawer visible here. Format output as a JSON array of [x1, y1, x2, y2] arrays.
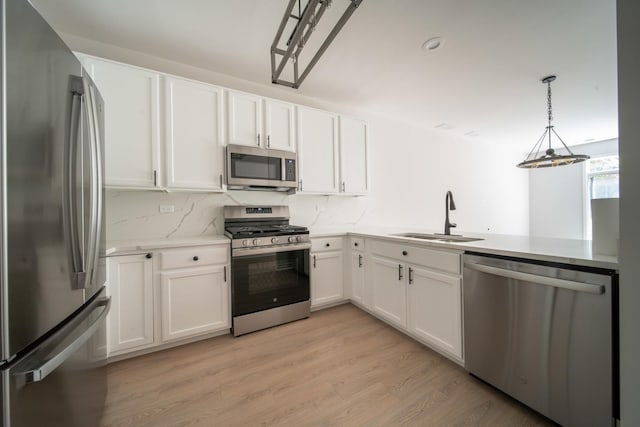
[[158, 245, 228, 270], [350, 237, 365, 251], [311, 237, 343, 252], [369, 240, 461, 275]]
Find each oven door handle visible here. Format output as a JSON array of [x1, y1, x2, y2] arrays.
[[232, 243, 311, 257]]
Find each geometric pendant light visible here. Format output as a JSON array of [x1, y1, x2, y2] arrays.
[[517, 75, 590, 168]]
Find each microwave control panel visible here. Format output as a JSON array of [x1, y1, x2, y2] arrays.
[[285, 159, 296, 181]]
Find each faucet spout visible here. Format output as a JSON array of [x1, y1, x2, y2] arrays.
[[444, 191, 457, 235]]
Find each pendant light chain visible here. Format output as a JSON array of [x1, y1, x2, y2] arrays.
[[547, 80, 553, 126]]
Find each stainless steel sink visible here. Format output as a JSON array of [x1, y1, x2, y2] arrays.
[[391, 232, 484, 243]]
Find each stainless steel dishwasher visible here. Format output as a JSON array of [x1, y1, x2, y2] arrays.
[[463, 252, 618, 427]]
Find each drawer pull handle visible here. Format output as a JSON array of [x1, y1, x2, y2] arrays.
[[193, 256, 199, 261], [145, 253, 152, 259], [402, 250, 408, 256], [325, 243, 330, 247]]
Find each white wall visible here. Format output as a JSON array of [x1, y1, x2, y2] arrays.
[[61, 34, 529, 241], [529, 139, 618, 240], [529, 164, 586, 239], [617, 0, 640, 424]]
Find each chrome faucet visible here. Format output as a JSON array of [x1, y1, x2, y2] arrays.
[[444, 191, 457, 235]]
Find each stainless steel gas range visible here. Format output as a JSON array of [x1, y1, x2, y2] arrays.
[[224, 206, 310, 336]]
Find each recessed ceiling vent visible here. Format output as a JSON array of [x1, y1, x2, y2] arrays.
[[271, 0, 363, 89]]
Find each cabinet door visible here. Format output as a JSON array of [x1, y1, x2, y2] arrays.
[[227, 90, 262, 147], [165, 76, 224, 191], [297, 106, 339, 193], [339, 116, 369, 194], [407, 266, 462, 359], [106, 254, 154, 355], [311, 251, 344, 307], [351, 251, 366, 306], [160, 265, 229, 342], [82, 56, 161, 188], [370, 256, 407, 328], [264, 99, 295, 151]]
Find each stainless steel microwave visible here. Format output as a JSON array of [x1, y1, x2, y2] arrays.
[[226, 144, 298, 192]]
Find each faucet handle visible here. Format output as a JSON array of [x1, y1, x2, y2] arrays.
[[451, 222, 457, 228]]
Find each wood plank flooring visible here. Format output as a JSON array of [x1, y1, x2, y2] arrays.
[[101, 304, 555, 427]]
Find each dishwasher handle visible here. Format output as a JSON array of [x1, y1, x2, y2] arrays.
[[465, 262, 605, 295]]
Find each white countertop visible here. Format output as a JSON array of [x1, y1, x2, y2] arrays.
[[106, 228, 617, 270], [309, 226, 618, 270], [107, 235, 229, 256]]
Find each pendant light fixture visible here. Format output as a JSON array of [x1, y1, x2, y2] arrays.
[[517, 75, 590, 168], [271, 0, 363, 89]]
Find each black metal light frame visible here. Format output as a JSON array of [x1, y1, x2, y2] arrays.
[[270, 0, 363, 89], [517, 75, 590, 168]]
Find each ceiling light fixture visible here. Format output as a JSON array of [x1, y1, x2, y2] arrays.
[[517, 75, 590, 168], [271, 0, 363, 89]]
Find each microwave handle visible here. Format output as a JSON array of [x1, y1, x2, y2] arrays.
[[281, 157, 286, 181]]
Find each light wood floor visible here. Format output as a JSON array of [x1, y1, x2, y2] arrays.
[[101, 304, 555, 427]]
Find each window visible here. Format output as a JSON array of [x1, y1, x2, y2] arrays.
[[585, 155, 619, 239]]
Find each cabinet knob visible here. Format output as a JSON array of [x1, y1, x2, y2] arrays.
[[354, 242, 359, 247], [402, 250, 408, 256], [145, 253, 152, 259], [193, 256, 199, 261], [325, 243, 330, 247]]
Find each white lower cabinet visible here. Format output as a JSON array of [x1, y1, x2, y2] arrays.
[[406, 266, 462, 358], [105, 243, 230, 359], [310, 237, 344, 308], [106, 253, 155, 356], [367, 239, 463, 361], [370, 255, 407, 328], [159, 264, 229, 342]]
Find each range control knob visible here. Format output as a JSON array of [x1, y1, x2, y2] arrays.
[[288, 236, 295, 243], [271, 237, 279, 244], [296, 235, 303, 242], [242, 240, 249, 247], [252, 239, 260, 246]]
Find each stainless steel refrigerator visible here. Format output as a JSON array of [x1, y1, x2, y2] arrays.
[[1, 0, 110, 425]]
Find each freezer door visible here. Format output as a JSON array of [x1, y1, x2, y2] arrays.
[[3, 288, 110, 427]]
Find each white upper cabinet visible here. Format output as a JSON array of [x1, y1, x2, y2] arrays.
[[164, 76, 224, 191], [339, 116, 369, 194], [264, 99, 296, 151], [227, 90, 262, 147], [81, 55, 161, 189], [227, 90, 296, 151], [297, 106, 339, 193]]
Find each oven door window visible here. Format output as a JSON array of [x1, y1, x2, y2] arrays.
[[232, 249, 309, 316], [230, 153, 282, 180]]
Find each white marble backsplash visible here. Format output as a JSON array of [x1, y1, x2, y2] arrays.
[[105, 190, 370, 241]]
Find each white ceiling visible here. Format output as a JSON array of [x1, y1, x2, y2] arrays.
[[30, 0, 619, 150]]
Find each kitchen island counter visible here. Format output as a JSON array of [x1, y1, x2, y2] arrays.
[[309, 226, 618, 270]]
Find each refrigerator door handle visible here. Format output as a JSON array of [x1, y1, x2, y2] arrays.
[[87, 84, 103, 285], [65, 83, 86, 288], [82, 79, 101, 288], [14, 297, 111, 384]]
